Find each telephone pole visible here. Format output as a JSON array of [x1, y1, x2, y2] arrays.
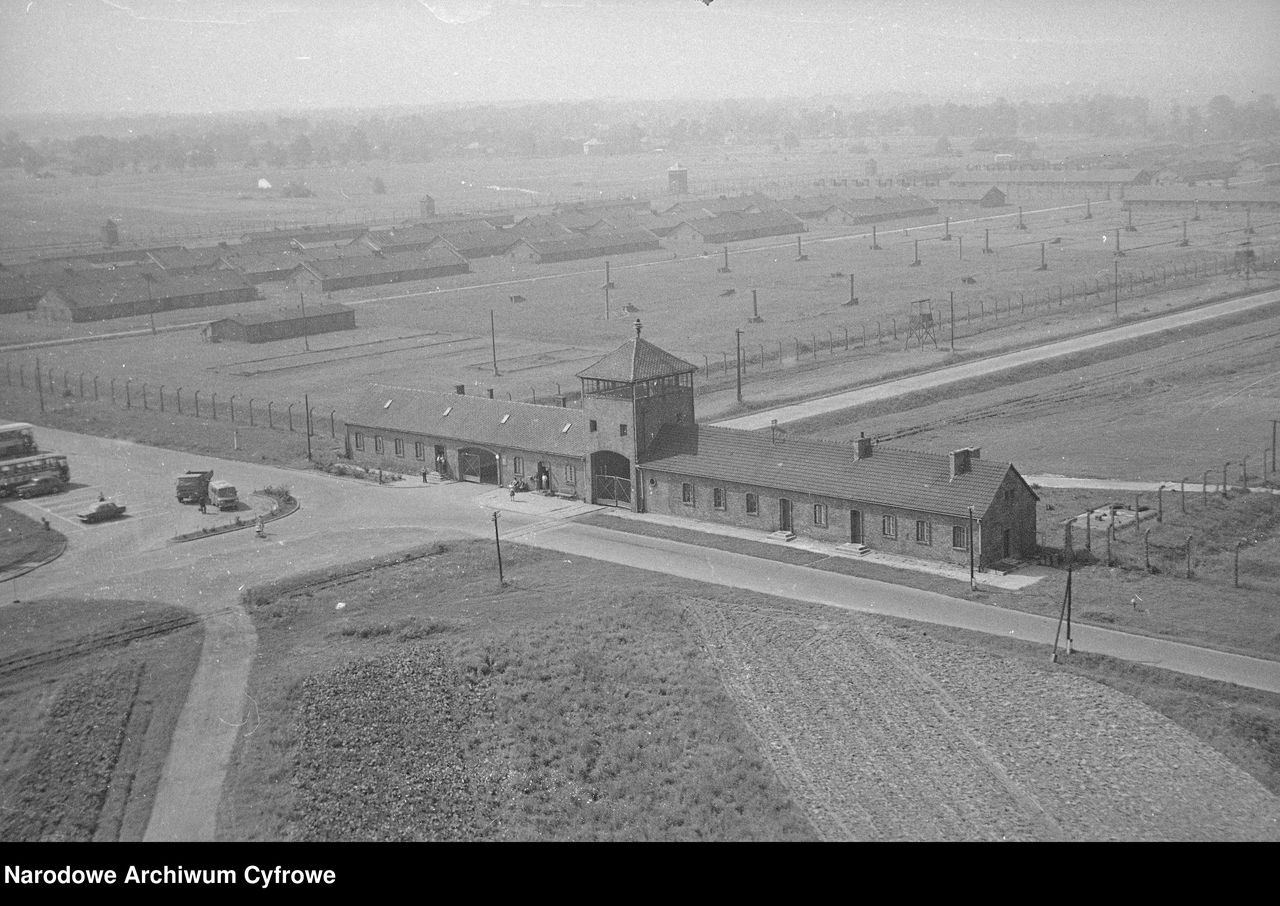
[[735, 328, 743, 403]]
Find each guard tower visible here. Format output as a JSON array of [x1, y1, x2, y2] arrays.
[[668, 163, 689, 195], [577, 319, 698, 509], [904, 299, 938, 350]]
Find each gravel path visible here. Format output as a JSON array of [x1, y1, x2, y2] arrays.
[[684, 596, 1280, 841]]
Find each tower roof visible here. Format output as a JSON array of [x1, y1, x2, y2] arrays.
[[576, 322, 697, 383]]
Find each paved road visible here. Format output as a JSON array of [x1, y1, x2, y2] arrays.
[[714, 286, 1280, 430], [3, 425, 1278, 842]]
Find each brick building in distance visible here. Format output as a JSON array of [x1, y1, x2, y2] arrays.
[[344, 322, 1038, 569]]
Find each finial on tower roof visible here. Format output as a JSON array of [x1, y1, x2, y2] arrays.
[[634, 318, 642, 336]]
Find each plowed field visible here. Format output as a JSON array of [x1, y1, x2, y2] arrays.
[[683, 595, 1280, 841]]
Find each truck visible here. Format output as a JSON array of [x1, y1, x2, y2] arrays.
[[177, 470, 213, 504], [207, 479, 239, 511]]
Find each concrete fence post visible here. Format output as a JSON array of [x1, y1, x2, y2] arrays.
[[78, 373, 84, 397], [287, 404, 294, 433], [229, 395, 236, 422], [248, 398, 255, 426], [141, 383, 147, 410], [159, 386, 165, 413], [1186, 535, 1193, 579], [211, 393, 217, 421], [268, 401, 274, 429], [330, 411, 336, 438], [93, 376, 98, 400], [125, 379, 131, 409], [176, 387, 182, 415], [194, 390, 200, 419]]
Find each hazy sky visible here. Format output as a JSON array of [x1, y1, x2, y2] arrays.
[[2, 0, 1278, 116]]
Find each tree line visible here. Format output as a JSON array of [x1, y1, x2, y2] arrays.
[[2, 93, 1277, 177]]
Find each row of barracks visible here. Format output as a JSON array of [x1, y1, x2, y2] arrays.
[[344, 322, 1038, 570]]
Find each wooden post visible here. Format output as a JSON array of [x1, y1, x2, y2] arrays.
[[1186, 535, 1193, 579], [1085, 509, 1092, 550]]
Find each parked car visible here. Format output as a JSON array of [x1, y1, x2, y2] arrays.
[[78, 500, 127, 523], [15, 476, 66, 499]]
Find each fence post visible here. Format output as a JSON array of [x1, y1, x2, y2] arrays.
[[125, 379, 131, 409], [330, 411, 336, 438], [141, 383, 147, 410], [93, 376, 98, 400], [176, 387, 182, 415], [63, 371, 69, 394], [891, 318, 897, 340], [843, 327, 848, 350], [194, 390, 200, 419], [248, 398, 255, 426], [159, 386, 164, 413], [211, 393, 217, 421], [78, 373, 84, 397], [1186, 535, 1193, 579], [229, 395, 236, 422], [1144, 529, 1151, 571], [268, 401, 274, 429], [288, 404, 294, 432]]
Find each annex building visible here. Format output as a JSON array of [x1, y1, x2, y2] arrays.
[[344, 323, 1038, 569]]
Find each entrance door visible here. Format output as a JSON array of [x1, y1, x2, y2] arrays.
[[1002, 528, 1012, 559], [779, 498, 793, 532], [590, 450, 632, 507], [850, 509, 863, 544], [458, 447, 499, 484]]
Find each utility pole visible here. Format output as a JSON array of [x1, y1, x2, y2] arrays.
[[949, 291, 955, 352], [1114, 258, 1120, 316], [305, 393, 312, 461], [35, 355, 44, 413], [732, 328, 743, 402], [492, 511, 505, 586], [299, 289, 310, 351], [968, 506, 976, 591], [490, 309, 500, 377]]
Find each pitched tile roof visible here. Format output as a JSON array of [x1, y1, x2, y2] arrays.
[[346, 386, 595, 458], [299, 246, 466, 279], [677, 209, 807, 241], [213, 302, 352, 326], [576, 333, 697, 383], [44, 269, 253, 309], [639, 424, 1029, 520]]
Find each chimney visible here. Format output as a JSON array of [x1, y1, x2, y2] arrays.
[[454, 384, 465, 395], [949, 448, 972, 479], [855, 431, 872, 459], [487, 388, 494, 399]]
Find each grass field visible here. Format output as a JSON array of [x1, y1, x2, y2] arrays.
[[219, 539, 1280, 840], [0, 506, 66, 574], [0, 598, 203, 842], [219, 542, 817, 841]]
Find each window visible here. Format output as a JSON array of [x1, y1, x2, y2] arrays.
[[513, 456, 524, 475], [745, 493, 759, 516], [565, 464, 577, 485], [713, 487, 726, 510], [394, 438, 405, 457], [415, 442, 426, 460], [374, 435, 384, 454], [882, 514, 897, 538], [682, 483, 695, 505], [620, 424, 628, 437], [813, 504, 828, 527], [354, 432, 365, 451], [915, 520, 931, 545], [589, 419, 598, 432], [952, 525, 969, 550]]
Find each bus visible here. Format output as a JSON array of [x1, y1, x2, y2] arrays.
[[0, 453, 70, 497], [0, 423, 37, 461]]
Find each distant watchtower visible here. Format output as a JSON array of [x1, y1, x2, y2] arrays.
[[577, 319, 698, 509], [668, 163, 689, 195], [419, 194, 436, 219]]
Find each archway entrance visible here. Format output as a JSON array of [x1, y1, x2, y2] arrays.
[[458, 446, 499, 484], [590, 450, 632, 507]]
